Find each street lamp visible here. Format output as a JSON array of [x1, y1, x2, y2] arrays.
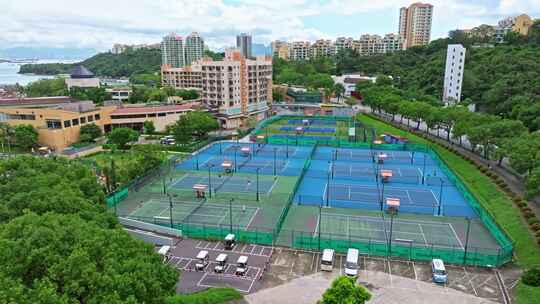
[[234, 148, 238, 172], [380, 180, 385, 211], [388, 211, 395, 257], [318, 204, 322, 251], [196, 153, 200, 170]]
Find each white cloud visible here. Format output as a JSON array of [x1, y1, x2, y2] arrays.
[[0, 0, 539, 51]]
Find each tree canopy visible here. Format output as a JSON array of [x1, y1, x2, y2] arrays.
[[79, 123, 102, 143], [320, 276, 371, 304], [171, 111, 219, 143], [108, 128, 139, 149], [13, 125, 38, 150]]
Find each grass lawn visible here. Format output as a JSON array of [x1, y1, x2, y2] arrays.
[[356, 114, 540, 303], [165, 287, 242, 304]]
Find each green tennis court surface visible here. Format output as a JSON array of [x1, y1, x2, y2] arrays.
[[315, 213, 463, 249], [129, 198, 259, 230]]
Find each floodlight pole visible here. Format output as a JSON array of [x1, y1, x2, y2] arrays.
[[273, 148, 277, 177], [168, 194, 173, 228], [318, 204, 322, 251], [286, 135, 289, 158], [196, 153, 199, 170], [113, 192, 117, 216], [256, 168, 260, 202], [438, 180, 444, 216], [422, 153, 427, 184], [411, 151, 415, 165], [380, 181, 385, 211], [388, 212, 395, 257], [234, 149, 237, 172], [326, 162, 331, 207], [229, 198, 234, 233], [207, 165, 213, 198], [219, 142, 222, 155], [463, 217, 471, 264]]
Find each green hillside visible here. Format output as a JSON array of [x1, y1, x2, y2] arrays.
[[19, 48, 162, 78]]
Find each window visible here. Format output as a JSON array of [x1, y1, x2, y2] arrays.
[[64, 120, 71, 128], [46, 119, 62, 129], [158, 113, 166, 117], [80, 117, 86, 124], [72, 118, 79, 126], [87, 115, 94, 122], [94, 114, 101, 120]]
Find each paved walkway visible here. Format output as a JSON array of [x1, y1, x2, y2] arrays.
[[245, 271, 497, 304]]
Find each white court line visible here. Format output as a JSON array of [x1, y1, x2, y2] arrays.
[[417, 167, 424, 180], [244, 208, 259, 231], [322, 183, 328, 202], [323, 212, 453, 227], [313, 214, 320, 237], [431, 188, 440, 206], [418, 224, 428, 246], [405, 189, 413, 204], [267, 178, 279, 195], [448, 223, 465, 250]]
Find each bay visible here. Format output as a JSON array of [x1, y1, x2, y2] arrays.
[[0, 59, 81, 86]]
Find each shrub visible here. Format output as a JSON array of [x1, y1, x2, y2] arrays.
[[527, 217, 539, 225], [531, 223, 540, 231], [536, 231, 540, 237], [523, 268, 540, 286], [523, 212, 535, 219]]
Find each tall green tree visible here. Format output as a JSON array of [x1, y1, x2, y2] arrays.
[[171, 111, 218, 143], [13, 125, 38, 150], [108, 128, 139, 149], [79, 123, 102, 142], [143, 120, 156, 134], [321, 276, 371, 304], [507, 132, 540, 174], [0, 212, 178, 304], [24, 78, 68, 97]]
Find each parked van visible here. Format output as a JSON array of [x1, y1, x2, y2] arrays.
[[157, 245, 170, 262], [431, 259, 448, 284], [235, 256, 249, 276], [224, 234, 236, 250], [321, 249, 335, 271], [344, 248, 359, 277], [195, 250, 209, 271], [214, 253, 228, 273]]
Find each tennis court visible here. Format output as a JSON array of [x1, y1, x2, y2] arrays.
[[315, 213, 464, 249], [287, 119, 337, 126], [280, 126, 336, 133], [129, 198, 259, 229], [171, 172, 277, 195]]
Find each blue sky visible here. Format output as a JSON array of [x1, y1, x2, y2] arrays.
[[2, 0, 539, 51]]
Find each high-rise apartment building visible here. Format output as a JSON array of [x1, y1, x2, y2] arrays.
[[443, 44, 466, 104], [354, 34, 404, 56], [399, 2, 434, 49], [334, 37, 354, 55], [271, 40, 290, 60], [161, 49, 272, 129], [161, 33, 185, 68], [236, 33, 253, 59], [310, 39, 334, 58], [184, 32, 205, 66], [289, 41, 311, 61]]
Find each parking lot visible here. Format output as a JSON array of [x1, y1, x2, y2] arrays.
[[166, 239, 507, 303], [167, 239, 272, 293]]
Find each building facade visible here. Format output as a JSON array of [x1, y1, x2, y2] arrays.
[[0, 98, 200, 151], [495, 14, 534, 43], [289, 41, 311, 61], [161, 33, 185, 68], [161, 49, 272, 129], [443, 44, 466, 104], [184, 32, 205, 66], [271, 40, 290, 60], [236, 33, 253, 59], [334, 37, 355, 55], [399, 2, 434, 49], [310, 39, 334, 58]]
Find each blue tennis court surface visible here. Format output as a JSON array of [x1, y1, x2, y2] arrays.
[[280, 126, 336, 133], [288, 119, 337, 126], [175, 141, 476, 217]]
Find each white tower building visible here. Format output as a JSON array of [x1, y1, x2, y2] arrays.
[[443, 44, 466, 104]]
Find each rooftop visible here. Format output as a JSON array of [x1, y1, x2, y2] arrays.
[[0, 96, 73, 107], [70, 65, 95, 79], [111, 102, 199, 115]]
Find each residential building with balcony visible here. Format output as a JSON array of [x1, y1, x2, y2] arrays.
[[399, 2, 434, 48], [161, 49, 272, 129], [161, 33, 185, 68], [271, 40, 290, 60], [310, 39, 334, 58], [289, 41, 311, 61], [443, 44, 466, 104]]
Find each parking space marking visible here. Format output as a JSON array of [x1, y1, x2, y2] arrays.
[[194, 241, 272, 258], [339, 256, 343, 276], [463, 267, 479, 297], [290, 251, 296, 274], [387, 259, 393, 287]]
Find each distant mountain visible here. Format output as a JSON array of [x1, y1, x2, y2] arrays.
[[252, 43, 271, 56], [0, 47, 97, 60]]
